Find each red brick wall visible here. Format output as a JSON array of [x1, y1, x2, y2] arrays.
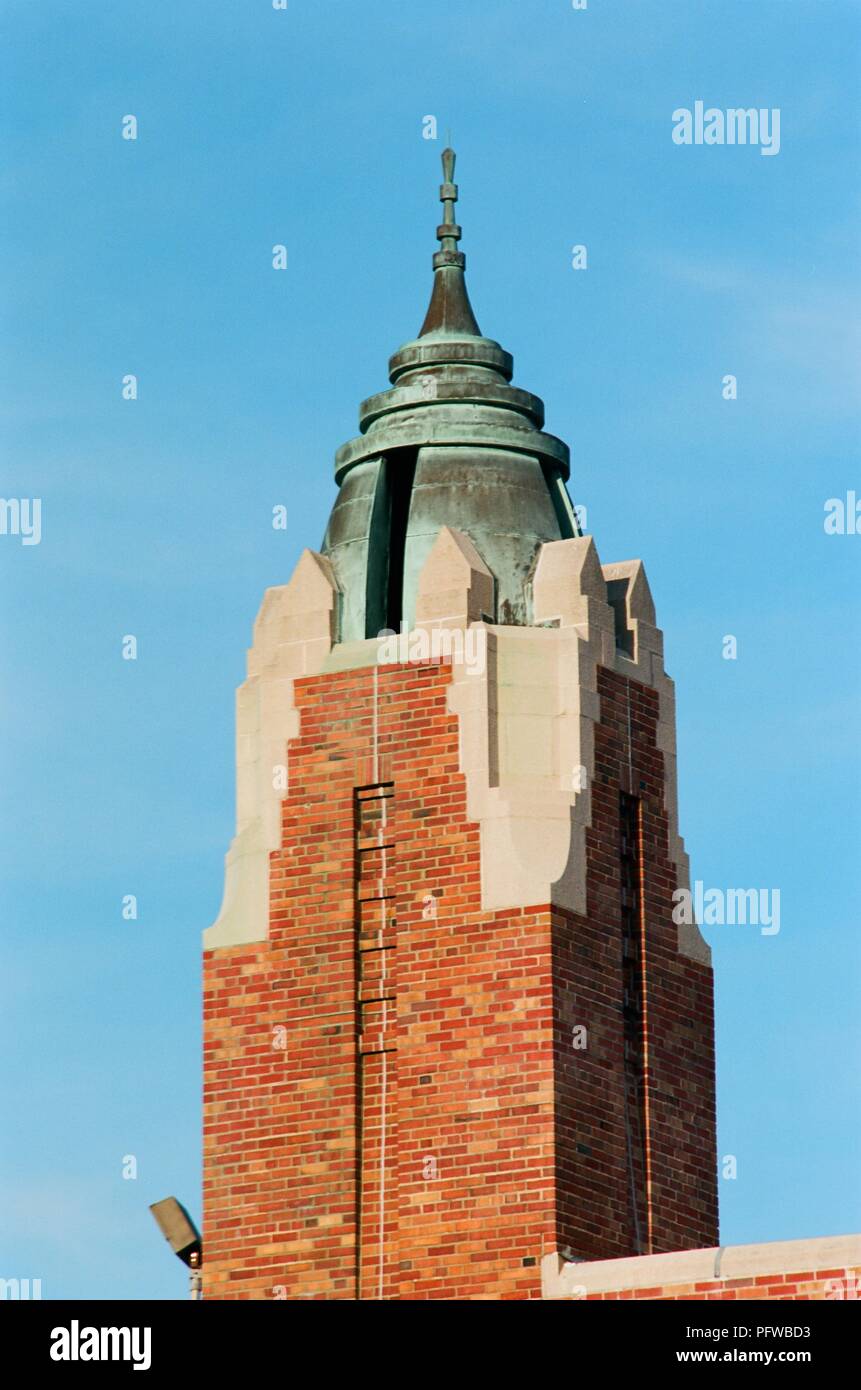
[[203, 656, 717, 1299], [584, 1268, 860, 1300], [552, 668, 717, 1263]]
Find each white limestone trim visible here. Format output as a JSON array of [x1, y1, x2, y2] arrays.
[[445, 536, 708, 961], [601, 558, 703, 962], [415, 524, 495, 626], [541, 1234, 861, 1298], [204, 550, 339, 949]]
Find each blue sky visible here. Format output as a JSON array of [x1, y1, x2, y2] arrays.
[[1, 0, 859, 1299]]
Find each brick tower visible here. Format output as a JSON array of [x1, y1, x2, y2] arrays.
[[202, 150, 718, 1301]]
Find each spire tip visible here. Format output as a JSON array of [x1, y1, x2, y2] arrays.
[[419, 146, 481, 337]]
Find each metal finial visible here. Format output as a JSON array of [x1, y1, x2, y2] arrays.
[[419, 145, 480, 335], [436, 146, 463, 267]]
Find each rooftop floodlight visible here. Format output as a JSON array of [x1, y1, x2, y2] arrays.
[[149, 1197, 203, 1298]]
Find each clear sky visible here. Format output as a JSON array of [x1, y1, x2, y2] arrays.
[[1, 0, 859, 1299]]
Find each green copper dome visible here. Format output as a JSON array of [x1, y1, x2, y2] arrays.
[[321, 149, 579, 640]]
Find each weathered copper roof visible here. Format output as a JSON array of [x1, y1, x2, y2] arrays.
[[321, 149, 579, 641]]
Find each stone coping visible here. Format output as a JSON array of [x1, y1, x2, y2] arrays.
[[541, 1234, 861, 1298]]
